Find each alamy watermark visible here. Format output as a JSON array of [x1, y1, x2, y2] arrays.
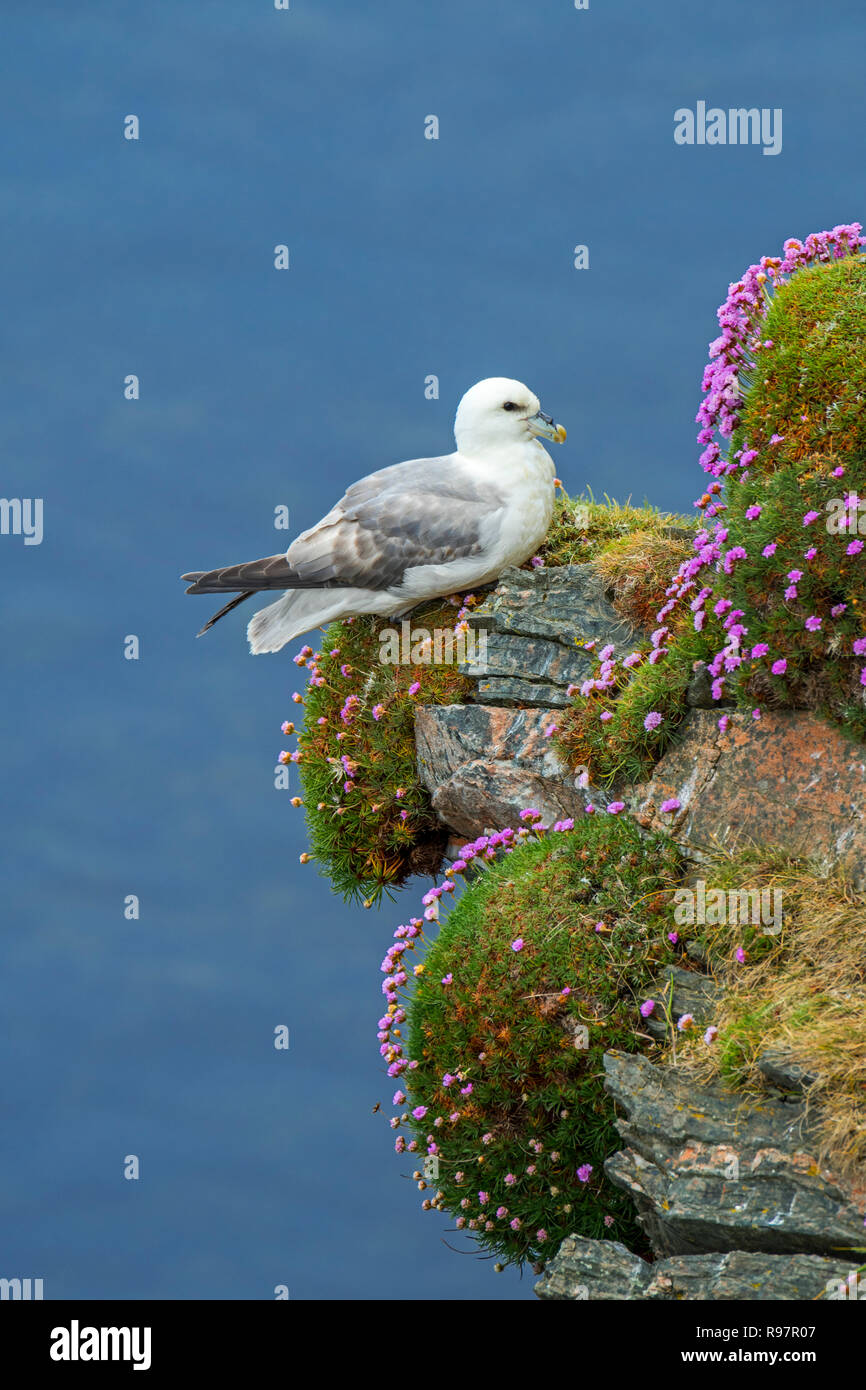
[[674, 103, 782, 157], [673, 880, 783, 935], [50, 1322, 151, 1371], [0, 497, 43, 545], [378, 620, 488, 668], [824, 1269, 866, 1300], [826, 496, 866, 536], [0, 1276, 43, 1299]]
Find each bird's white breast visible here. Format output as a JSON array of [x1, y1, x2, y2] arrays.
[[394, 441, 557, 600], [474, 442, 556, 573]]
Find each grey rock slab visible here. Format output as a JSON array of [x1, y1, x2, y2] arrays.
[[535, 1234, 861, 1300], [602, 1051, 865, 1259]]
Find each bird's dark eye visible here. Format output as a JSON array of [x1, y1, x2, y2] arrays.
[[502, 401, 518, 412]]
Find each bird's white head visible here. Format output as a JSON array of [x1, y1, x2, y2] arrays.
[[453, 377, 567, 458]]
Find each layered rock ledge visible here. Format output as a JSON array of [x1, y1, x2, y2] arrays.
[[602, 1051, 865, 1260], [415, 565, 866, 882]]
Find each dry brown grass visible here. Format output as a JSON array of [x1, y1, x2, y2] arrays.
[[594, 528, 694, 631], [672, 851, 866, 1177]]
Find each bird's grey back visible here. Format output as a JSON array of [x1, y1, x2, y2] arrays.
[[286, 454, 506, 591]]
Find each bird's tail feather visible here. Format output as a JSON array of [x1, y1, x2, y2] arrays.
[[182, 554, 334, 595], [246, 588, 392, 654], [196, 590, 256, 636]]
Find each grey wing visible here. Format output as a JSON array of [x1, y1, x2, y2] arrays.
[[283, 455, 505, 590]]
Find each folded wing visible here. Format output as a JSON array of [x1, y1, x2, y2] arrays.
[[183, 455, 504, 596]]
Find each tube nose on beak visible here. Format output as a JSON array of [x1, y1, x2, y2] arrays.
[[528, 410, 567, 444]]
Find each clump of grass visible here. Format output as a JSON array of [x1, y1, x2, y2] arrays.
[[594, 528, 696, 631], [291, 598, 474, 905], [539, 488, 695, 570], [672, 848, 866, 1177], [386, 812, 682, 1267], [544, 495, 703, 788]]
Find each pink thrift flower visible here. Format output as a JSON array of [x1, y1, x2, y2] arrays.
[[511, 938, 524, 952]]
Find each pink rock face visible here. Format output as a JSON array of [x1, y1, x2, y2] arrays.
[[414, 704, 589, 840], [417, 701, 866, 883], [632, 710, 866, 886]]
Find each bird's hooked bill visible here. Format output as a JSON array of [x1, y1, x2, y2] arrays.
[[528, 410, 567, 443]]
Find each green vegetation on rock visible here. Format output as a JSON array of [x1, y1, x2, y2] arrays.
[[401, 814, 682, 1266], [294, 599, 472, 905]]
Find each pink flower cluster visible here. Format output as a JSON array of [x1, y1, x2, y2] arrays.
[[697, 224, 865, 478], [577, 226, 866, 729], [378, 813, 572, 1177]]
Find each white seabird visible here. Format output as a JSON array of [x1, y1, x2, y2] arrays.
[[182, 376, 567, 654]]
